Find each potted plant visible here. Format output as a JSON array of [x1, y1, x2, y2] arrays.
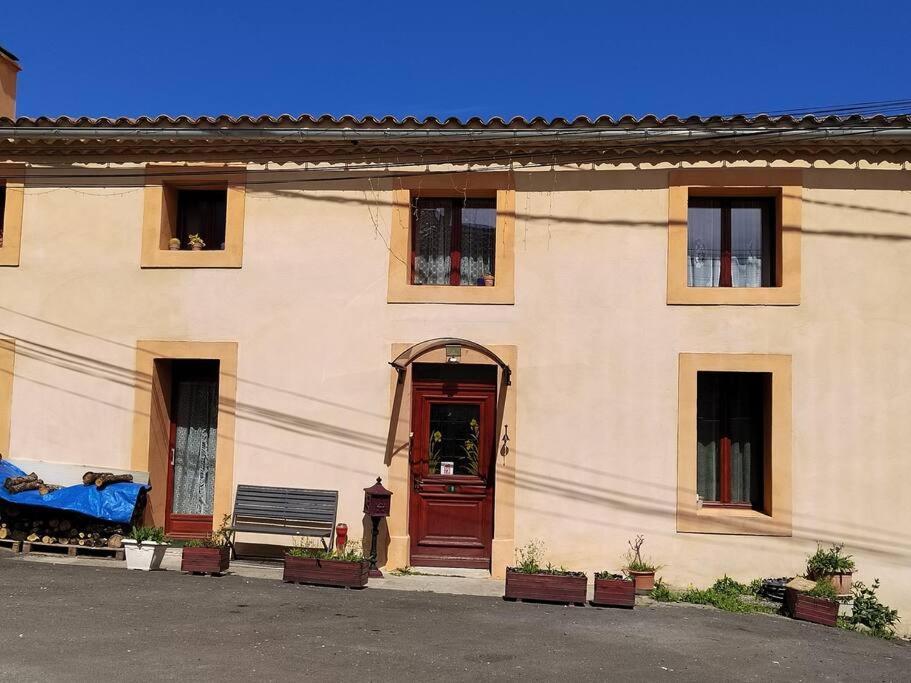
[[592, 571, 635, 608], [624, 535, 660, 593], [806, 542, 855, 595], [181, 515, 231, 575], [482, 273, 495, 287], [503, 540, 587, 605], [168, 237, 181, 251], [785, 579, 840, 627], [123, 526, 169, 571], [283, 539, 369, 589], [188, 233, 205, 251]]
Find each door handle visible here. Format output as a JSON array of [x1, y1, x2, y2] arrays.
[[170, 447, 175, 466]]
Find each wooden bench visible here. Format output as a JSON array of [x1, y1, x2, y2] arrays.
[[227, 485, 338, 559]]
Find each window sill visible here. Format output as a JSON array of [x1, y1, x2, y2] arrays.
[[140, 248, 242, 269], [668, 285, 800, 306], [678, 505, 790, 536], [388, 283, 514, 305]]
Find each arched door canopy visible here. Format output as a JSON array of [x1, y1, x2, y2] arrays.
[[390, 338, 511, 385]]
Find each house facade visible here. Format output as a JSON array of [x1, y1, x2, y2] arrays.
[[1, 53, 909, 629]]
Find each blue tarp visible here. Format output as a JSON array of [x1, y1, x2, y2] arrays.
[[0, 459, 149, 524]]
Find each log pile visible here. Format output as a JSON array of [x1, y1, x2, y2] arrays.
[[0, 504, 126, 549], [3, 473, 62, 496], [82, 471, 134, 489]]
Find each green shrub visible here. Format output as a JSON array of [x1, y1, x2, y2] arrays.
[[625, 535, 660, 573], [287, 538, 366, 562], [807, 580, 838, 600], [711, 575, 749, 596], [595, 571, 626, 580], [184, 514, 231, 549], [509, 540, 584, 576], [650, 578, 677, 602], [846, 579, 900, 638], [806, 542, 855, 577], [128, 526, 167, 544]]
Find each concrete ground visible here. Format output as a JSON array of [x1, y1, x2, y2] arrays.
[[0, 551, 907, 682]]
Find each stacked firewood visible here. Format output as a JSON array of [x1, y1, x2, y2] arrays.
[[0, 505, 125, 548], [3, 472, 62, 496], [82, 471, 133, 489]]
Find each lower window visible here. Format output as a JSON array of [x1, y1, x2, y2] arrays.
[[412, 197, 496, 286], [697, 371, 768, 509]]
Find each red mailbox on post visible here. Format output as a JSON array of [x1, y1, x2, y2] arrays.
[[363, 477, 393, 578], [363, 477, 392, 517]]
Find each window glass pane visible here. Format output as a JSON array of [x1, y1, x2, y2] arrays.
[[696, 373, 721, 501], [459, 200, 496, 286], [730, 201, 770, 287], [687, 201, 722, 287], [728, 374, 763, 505], [177, 189, 227, 251], [413, 200, 453, 285], [428, 403, 482, 476], [172, 377, 219, 515]]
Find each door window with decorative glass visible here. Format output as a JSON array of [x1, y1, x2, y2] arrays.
[[427, 403, 482, 476], [687, 197, 775, 287], [412, 198, 496, 286]]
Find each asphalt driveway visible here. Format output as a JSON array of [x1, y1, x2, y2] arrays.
[[0, 554, 906, 682]]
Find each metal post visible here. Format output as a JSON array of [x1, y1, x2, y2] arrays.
[[368, 515, 383, 578]]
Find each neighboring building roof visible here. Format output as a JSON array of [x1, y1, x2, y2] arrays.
[[0, 45, 18, 63]]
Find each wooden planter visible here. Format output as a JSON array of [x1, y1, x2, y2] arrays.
[[504, 570, 587, 605], [627, 570, 656, 594], [282, 555, 369, 589], [785, 587, 839, 627], [592, 577, 635, 608], [181, 546, 230, 575]]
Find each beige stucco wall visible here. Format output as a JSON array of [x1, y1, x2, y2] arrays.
[[0, 159, 908, 633]]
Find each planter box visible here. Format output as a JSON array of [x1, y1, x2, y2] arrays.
[[785, 587, 839, 627], [592, 577, 635, 608], [123, 540, 168, 571], [504, 570, 587, 605], [181, 546, 230, 575], [282, 555, 369, 589], [627, 570, 656, 594], [816, 572, 853, 596]]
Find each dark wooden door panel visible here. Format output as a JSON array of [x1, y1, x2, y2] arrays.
[[409, 369, 496, 569]]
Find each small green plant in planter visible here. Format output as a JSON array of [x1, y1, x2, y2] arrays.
[[624, 535, 660, 593], [806, 543, 856, 595], [123, 526, 169, 571], [168, 237, 181, 251], [181, 515, 232, 575], [504, 540, 587, 605], [187, 233, 206, 251], [283, 538, 370, 589]]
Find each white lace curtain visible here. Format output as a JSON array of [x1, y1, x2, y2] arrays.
[[171, 379, 218, 516], [413, 199, 496, 286], [688, 199, 770, 287]]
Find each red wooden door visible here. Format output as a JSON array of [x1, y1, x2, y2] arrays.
[[409, 373, 496, 569], [165, 361, 219, 538]]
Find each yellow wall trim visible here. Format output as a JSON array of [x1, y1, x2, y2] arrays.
[[677, 353, 792, 535], [140, 164, 246, 268], [667, 168, 802, 305], [131, 341, 238, 528], [387, 173, 516, 304], [0, 164, 26, 267]]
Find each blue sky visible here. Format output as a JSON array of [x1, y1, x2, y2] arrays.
[[3, 3, 909, 119]]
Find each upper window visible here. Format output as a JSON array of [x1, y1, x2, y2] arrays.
[[697, 371, 768, 510], [175, 189, 227, 251], [687, 198, 775, 288], [412, 198, 496, 287], [140, 166, 246, 268]]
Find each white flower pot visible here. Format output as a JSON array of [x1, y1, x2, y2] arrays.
[[123, 540, 169, 571]]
